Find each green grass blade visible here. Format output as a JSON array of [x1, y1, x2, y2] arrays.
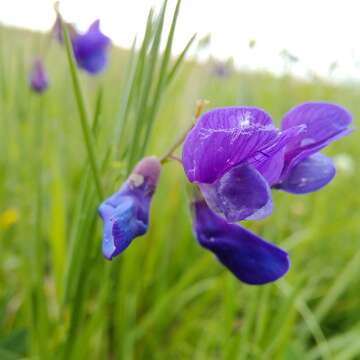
[[92, 86, 103, 132], [277, 281, 332, 360], [139, 0, 182, 156], [127, 0, 168, 171], [314, 250, 360, 323], [166, 33, 196, 85], [62, 16, 103, 199]]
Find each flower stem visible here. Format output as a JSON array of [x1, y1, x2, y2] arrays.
[[160, 99, 209, 164], [61, 14, 104, 199], [30, 95, 48, 358], [159, 125, 192, 164]]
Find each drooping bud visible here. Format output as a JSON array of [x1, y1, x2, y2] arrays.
[[98, 157, 161, 260], [52, 13, 77, 44], [29, 59, 49, 94]]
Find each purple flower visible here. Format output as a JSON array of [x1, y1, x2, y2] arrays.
[[182, 104, 352, 222], [98, 157, 161, 260], [29, 59, 49, 93], [183, 102, 352, 285], [72, 20, 111, 75], [182, 107, 304, 222], [211, 61, 232, 78], [274, 102, 352, 194], [192, 198, 289, 285]]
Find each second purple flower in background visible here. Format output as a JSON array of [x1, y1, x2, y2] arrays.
[[71, 20, 111, 75], [53, 15, 111, 75]]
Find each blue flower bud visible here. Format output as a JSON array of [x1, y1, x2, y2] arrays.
[[29, 59, 49, 94], [98, 157, 161, 260]]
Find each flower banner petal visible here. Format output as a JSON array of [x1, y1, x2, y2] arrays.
[[192, 200, 290, 285], [182, 107, 280, 183]]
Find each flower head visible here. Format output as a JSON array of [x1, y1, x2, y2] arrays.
[[182, 103, 352, 221], [98, 157, 161, 260], [192, 198, 289, 285], [72, 20, 111, 75], [182, 107, 304, 222], [29, 59, 49, 93], [183, 102, 352, 285]]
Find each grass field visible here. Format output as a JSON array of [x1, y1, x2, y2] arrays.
[[0, 6, 360, 359]]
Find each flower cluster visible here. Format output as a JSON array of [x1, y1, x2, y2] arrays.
[[98, 102, 352, 285], [28, 16, 111, 93]]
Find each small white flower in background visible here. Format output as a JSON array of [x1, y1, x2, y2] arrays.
[[333, 153, 355, 175]]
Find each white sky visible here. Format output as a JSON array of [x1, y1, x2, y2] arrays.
[[2, 0, 360, 81]]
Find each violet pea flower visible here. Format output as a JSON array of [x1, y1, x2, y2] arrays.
[[98, 157, 161, 260], [29, 59, 49, 94], [182, 107, 305, 222], [192, 198, 289, 285], [182, 104, 352, 222], [72, 20, 111, 75]]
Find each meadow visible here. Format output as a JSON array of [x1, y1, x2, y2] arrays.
[[0, 3, 360, 359]]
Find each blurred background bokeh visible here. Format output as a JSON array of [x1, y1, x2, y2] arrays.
[[0, 0, 359, 359]]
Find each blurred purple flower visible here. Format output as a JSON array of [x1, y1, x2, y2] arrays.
[[72, 20, 111, 75], [192, 198, 289, 285], [212, 61, 232, 78], [182, 107, 304, 222], [98, 157, 161, 260], [29, 59, 49, 93], [52, 14, 77, 44]]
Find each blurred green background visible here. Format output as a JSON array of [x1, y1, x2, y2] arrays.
[[0, 18, 359, 360]]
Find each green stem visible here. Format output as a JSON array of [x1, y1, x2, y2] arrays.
[[34, 96, 45, 284], [61, 16, 104, 199], [159, 124, 192, 164], [30, 95, 48, 358]]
